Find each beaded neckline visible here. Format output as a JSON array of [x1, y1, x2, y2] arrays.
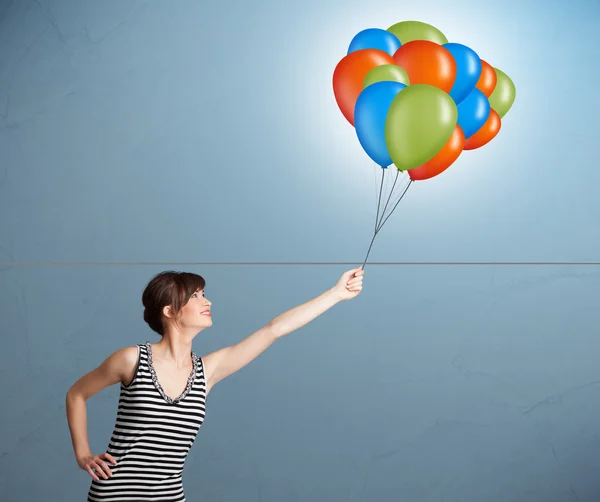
[[145, 341, 198, 404]]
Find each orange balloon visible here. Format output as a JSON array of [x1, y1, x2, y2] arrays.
[[408, 126, 464, 181], [475, 60, 497, 97], [464, 109, 501, 150], [392, 40, 456, 93], [333, 49, 396, 126]]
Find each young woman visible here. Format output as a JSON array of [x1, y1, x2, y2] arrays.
[[66, 267, 364, 501]]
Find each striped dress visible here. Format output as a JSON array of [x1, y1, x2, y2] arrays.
[[88, 342, 207, 502]]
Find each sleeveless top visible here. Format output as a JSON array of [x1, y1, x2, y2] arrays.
[[87, 342, 207, 502]]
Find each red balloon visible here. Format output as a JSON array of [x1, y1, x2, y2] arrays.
[[392, 41, 456, 93], [408, 126, 465, 181], [464, 109, 501, 150], [475, 60, 497, 97], [332, 49, 395, 126]]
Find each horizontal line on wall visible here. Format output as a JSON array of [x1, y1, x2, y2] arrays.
[[1, 262, 600, 266]]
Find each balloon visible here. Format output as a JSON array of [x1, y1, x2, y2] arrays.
[[475, 60, 497, 97], [457, 88, 490, 139], [464, 108, 501, 150], [355, 81, 407, 167], [387, 20, 448, 44], [442, 43, 482, 104], [333, 49, 396, 126], [363, 64, 410, 88], [488, 68, 516, 118], [348, 28, 402, 56], [385, 84, 458, 171], [408, 126, 464, 181], [393, 41, 456, 93]]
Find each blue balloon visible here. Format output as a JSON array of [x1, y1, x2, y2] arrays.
[[443, 43, 482, 104], [354, 81, 407, 167], [348, 28, 401, 56], [457, 88, 490, 139]]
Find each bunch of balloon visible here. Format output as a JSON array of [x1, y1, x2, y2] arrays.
[[332, 21, 516, 269]]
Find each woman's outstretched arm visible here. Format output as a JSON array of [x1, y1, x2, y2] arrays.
[[203, 268, 364, 391]]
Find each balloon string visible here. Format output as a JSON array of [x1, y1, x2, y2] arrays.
[[377, 173, 410, 233], [376, 169, 400, 232], [374, 167, 385, 233], [361, 231, 378, 270], [361, 179, 412, 270], [363, 167, 388, 270], [377, 180, 412, 233]]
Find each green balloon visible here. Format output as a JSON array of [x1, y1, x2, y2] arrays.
[[387, 20, 448, 45], [488, 68, 516, 118], [363, 64, 410, 89], [385, 84, 457, 171]]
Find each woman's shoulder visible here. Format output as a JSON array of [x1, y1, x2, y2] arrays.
[[107, 344, 145, 387], [108, 344, 144, 368]]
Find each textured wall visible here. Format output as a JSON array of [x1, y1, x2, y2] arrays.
[[1, 0, 599, 501]]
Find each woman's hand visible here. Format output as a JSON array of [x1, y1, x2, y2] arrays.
[[78, 452, 117, 481], [333, 268, 364, 301]]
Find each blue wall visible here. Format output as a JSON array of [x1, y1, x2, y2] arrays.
[[1, 0, 599, 500]]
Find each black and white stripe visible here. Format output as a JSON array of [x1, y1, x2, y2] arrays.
[[88, 342, 207, 502]]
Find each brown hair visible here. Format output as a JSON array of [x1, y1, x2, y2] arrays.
[[142, 271, 206, 336]]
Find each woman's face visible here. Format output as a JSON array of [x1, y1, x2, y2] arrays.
[[167, 288, 213, 332]]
